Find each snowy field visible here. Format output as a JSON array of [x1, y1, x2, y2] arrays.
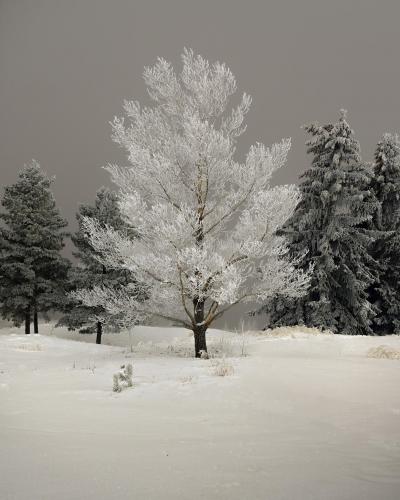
[[1, 324, 400, 500]]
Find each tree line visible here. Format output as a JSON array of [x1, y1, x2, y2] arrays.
[[0, 163, 141, 343], [261, 110, 400, 336], [0, 110, 399, 341]]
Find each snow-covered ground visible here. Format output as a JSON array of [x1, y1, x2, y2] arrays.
[[1, 324, 400, 500]]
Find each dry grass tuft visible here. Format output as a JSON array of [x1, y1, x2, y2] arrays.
[[262, 325, 333, 338], [17, 343, 43, 351], [211, 357, 235, 377], [367, 345, 400, 360]]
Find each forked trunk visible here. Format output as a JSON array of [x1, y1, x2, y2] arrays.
[[96, 321, 102, 345], [25, 306, 31, 335]]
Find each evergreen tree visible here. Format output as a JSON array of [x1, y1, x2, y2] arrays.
[[370, 133, 400, 334], [0, 161, 70, 333], [262, 111, 379, 334], [58, 187, 140, 344]]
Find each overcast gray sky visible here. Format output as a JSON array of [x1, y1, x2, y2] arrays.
[[1, 0, 400, 227]]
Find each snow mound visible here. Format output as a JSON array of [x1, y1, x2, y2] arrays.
[[367, 345, 400, 360]]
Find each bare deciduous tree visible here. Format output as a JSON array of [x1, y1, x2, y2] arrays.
[[73, 49, 310, 356]]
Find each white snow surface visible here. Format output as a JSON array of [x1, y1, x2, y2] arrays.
[[1, 324, 400, 500]]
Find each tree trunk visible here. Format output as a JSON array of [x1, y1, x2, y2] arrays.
[[96, 321, 102, 345], [193, 298, 208, 357], [193, 325, 208, 358], [25, 306, 31, 335], [95, 266, 106, 345], [32, 283, 39, 333], [33, 307, 39, 334]]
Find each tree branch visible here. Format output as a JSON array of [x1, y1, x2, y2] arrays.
[[203, 179, 256, 236], [150, 312, 192, 329]]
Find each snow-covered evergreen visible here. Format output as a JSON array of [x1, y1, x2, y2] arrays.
[[370, 133, 400, 334], [0, 161, 70, 333], [263, 111, 379, 335], [58, 187, 142, 344], [73, 49, 310, 356]]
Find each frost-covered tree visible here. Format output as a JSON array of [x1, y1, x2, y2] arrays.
[[0, 161, 70, 333], [74, 49, 310, 357], [370, 133, 400, 334], [58, 187, 141, 344], [263, 111, 379, 335]]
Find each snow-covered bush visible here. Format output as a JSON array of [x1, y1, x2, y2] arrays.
[[112, 363, 133, 392], [112, 373, 121, 393]]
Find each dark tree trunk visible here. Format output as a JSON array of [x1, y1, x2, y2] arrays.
[[193, 298, 208, 357], [33, 306, 39, 334], [192, 182, 208, 357], [25, 306, 31, 335], [193, 325, 208, 357], [96, 321, 102, 344], [32, 283, 39, 333], [95, 266, 106, 345]]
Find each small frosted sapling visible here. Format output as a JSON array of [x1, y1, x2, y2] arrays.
[[112, 363, 133, 392]]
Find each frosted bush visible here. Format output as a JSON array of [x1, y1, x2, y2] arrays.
[[113, 373, 121, 393], [367, 345, 400, 360], [112, 363, 134, 392]]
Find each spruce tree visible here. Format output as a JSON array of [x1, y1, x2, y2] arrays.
[[58, 188, 140, 344], [263, 111, 379, 334], [370, 133, 400, 334], [0, 161, 70, 333]]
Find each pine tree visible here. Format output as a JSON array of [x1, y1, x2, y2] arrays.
[[370, 133, 400, 334], [0, 161, 70, 333], [263, 111, 379, 335], [58, 187, 141, 344]]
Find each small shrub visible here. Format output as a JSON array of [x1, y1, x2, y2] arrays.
[[113, 373, 122, 392], [112, 363, 134, 392], [367, 345, 400, 360]]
